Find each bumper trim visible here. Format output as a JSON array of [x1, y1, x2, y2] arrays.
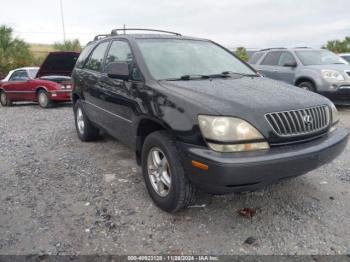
[[180, 128, 349, 194]]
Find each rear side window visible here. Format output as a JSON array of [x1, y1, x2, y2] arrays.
[[249, 52, 264, 64], [75, 43, 95, 69], [84, 41, 110, 72], [261, 51, 282, 65]]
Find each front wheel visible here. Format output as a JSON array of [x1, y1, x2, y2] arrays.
[[298, 81, 316, 92], [38, 90, 53, 108], [73, 100, 99, 141], [141, 131, 196, 212], [0, 91, 12, 106]]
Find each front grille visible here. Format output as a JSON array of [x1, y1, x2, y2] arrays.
[[265, 105, 330, 137]]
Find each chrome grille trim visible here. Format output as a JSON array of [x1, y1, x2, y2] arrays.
[[265, 105, 330, 137]]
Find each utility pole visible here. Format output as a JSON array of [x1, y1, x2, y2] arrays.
[[59, 0, 66, 42]]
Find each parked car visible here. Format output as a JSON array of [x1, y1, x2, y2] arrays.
[[72, 29, 348, 212], [339, 53, 350, 64], [249, 47, 350, 105], [0, 52, 79, 108]]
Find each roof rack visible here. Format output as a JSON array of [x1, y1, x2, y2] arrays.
[[111, 28, 182, 36], [93, 34, 111, 41], [260, 47, 287, 51], [293, 46, 312, 49]]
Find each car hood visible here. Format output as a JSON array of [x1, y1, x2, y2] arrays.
[[36, 52, 80, 78], [159, 77, 330, 116], [306, 64, 350, 72]]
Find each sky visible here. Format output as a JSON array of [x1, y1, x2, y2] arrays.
[[1, 0, 350, 49]]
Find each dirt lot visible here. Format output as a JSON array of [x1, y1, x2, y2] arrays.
[[0, 103, 349, 255]]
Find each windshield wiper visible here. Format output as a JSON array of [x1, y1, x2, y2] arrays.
[[221, 71, 258, 77], [161, 74, 211, 81]]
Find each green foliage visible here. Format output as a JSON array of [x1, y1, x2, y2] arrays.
[[235, 47, 249, 62], [324, 36, 350, 53], [0, 25, 33, 77], [53, 39, 82, 52]]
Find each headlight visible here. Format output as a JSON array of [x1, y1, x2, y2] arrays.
[[198, 115, 269, 152], [330, 103, 339, 124], [321, 69, 345, 81]]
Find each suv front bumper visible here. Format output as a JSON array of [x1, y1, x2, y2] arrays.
[[180, 128, 349, 194]]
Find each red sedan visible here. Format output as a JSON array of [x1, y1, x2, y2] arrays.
[[0, 52, 80, 108]]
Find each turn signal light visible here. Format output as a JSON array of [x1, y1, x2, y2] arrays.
[[191, 160, 209, 171]]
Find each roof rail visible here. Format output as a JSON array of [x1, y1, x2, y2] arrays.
[[259, 47, 287, 51], [111, 28, 182, 36], [93, 34, 111, 41]]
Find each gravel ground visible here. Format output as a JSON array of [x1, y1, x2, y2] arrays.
[[0, 102, 349, 255]]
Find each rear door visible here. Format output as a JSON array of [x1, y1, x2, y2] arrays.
[[256, 51, 282, 80], [80, 41, 110, 125]]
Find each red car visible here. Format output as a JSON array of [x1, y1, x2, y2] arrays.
[[0, 52, 80, 108]]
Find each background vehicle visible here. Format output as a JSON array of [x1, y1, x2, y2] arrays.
[[0, 52, 79, 108], [249, 47, 350, 105], [0, 67, 39, 83], [339, 53, 350, 63], [72, 29, 348, 213]]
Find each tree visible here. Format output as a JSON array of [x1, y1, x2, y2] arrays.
[[235, 47, 249, 62], [324, 36, 350, 53], [0, 25, 33, 77], [53, 39, 82, 52]]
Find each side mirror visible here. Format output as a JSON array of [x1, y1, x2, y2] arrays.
[[283, 61, 297, 67], [106, 62, 129, 80]]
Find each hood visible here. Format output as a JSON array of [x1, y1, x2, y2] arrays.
[[306, 64, 350, 72], [160, 77, 329, 116], [36, 52, 80, 78]]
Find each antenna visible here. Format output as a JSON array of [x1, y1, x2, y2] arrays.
[[59, 0, 66, 42]]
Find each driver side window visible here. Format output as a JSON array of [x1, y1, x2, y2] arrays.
[[278, 52, 296, 66], [105, 41, 141, 81]]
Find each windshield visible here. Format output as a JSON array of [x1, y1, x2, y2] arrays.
[[341, 55, 350, 63], [28, 69, 39, 78], [295, 50, 348, 66], [136, 39, 255, 80]]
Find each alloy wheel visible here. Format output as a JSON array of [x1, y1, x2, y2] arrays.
[[147, 147, 172, 197], [76, 107, 85, 135], [38, 92, 48, 107]]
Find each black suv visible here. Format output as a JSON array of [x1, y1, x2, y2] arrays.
[[72, 29, 349, 212]]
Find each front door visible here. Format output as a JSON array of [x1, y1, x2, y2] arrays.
[[3, 70, 32, 101], [96, 40, 142, 146]]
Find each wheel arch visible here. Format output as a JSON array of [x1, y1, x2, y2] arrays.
[[295, 77, 316, 89], [35, 86, 49, 94], [135, 117, 175, 165], [72, 92, 80, 105]]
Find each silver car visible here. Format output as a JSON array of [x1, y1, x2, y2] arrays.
[[249, 48, 350, 105]]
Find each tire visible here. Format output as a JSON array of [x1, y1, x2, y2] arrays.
[[37, 90, 53, 108], [73, 100, 99, 141], [0, 91, 12, 106], [141, 131, 196, 212], [298, 81, 316, 92]]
